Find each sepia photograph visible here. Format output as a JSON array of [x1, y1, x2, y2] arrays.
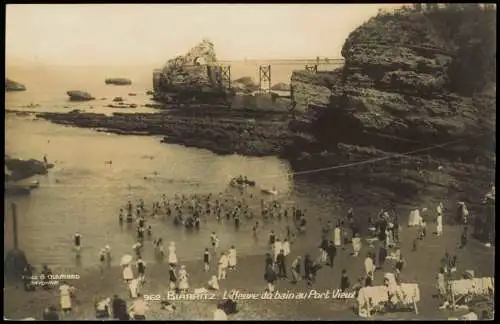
[[4, 3, 495, 321]]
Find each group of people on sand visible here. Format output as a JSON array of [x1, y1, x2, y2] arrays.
[[20, 180, 494, 320]]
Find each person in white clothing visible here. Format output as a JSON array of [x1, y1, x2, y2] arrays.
[[352, 234, 362, 257], [436, 213, 443, 236], [364, 253, 375, 280], [59, 281, 76, 313], [218, 252, 229, 280], [128, 278, 140, 299], [282, 239, 291, 257], [178, 265, 189, 292], [228, 246, 237, 270], [208, 275, 219, 290], [168, 242, 178, 267], [129, 294, 148, 320], [122, 264, 134, 283], [213, 306, 228, 320]]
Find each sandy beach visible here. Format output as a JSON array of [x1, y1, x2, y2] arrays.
[[4, 222, 494, 320]]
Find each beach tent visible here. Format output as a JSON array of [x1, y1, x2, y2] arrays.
[[447, 277, 494, 310], [357, 283, 420, 318]]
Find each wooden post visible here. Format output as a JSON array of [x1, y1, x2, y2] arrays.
[[12, 203, 18, 250]]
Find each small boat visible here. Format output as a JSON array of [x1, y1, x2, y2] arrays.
[[261, 187, 278, 195], [230, 176, 255, 187]]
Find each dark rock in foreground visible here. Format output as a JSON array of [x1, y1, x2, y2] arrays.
[[5, 78, 26, 92], [113, 97, 124, 102], [67, 90, 95, 101], [105, 78, 132, 85], [5, 156, 54, 182]]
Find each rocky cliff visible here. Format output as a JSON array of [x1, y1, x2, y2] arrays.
[[286, 5, 496, 205]]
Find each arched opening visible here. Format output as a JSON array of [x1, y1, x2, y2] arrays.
[[194, 56, 207, 66]]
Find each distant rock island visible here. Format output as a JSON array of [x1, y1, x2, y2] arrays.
[[5, 78, 26, 92], [153, 39, 231, 103], [105, 78, 132, 85], [67, 90, 95, 101]]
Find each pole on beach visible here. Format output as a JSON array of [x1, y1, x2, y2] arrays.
[[4, 202, 29, 280], [12, 203, 19, 250]]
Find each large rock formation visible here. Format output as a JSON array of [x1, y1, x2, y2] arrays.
[[286, 5, 496, 205], [154, 39, 230, 102], [5, 155, 54, 182], [5, 78, 26, 92], [290, 70, 341, 113]]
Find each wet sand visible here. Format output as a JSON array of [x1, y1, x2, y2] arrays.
[[4, 224, 494, 320]]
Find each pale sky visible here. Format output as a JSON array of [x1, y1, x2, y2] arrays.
[[6, 4, 401, 66]]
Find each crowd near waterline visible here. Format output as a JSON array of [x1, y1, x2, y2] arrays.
[[17, 178, 494, 320]]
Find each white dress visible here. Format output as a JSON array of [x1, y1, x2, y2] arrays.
[[228, 249, 237, 267], [282, 241, 291, 256], [123, 265, 134, 281], [352, 237, 362, 254], [178, 269, 189, 290], [219, 255, 229, 269], [334, 228, 341, 247], [364, 257, 374, 277], [436, 214, 443, 234], [213, 309, 228, 320], [59, 284, 72, 310], [129, 278, 139, 298], [274, 241, 283, 258], [168, 245, 178, 264], [408, 210, 416, 226]]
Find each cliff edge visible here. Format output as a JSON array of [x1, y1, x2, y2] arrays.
[[286, 4, 496, 204]]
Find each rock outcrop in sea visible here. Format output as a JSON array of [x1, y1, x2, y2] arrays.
[[5, 155, 54, 182], [286, 4, 496, 203], [67, 90, 95, 101], [5, 78, 26, 92], [105, 78, 132, 85], [153, 39, 230, 103]]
